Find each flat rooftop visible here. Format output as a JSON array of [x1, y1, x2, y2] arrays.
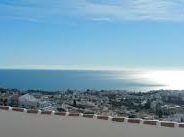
[[0, 109, 183, 137]]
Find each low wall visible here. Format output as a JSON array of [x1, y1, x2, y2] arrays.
[[0, 106, 184, 137]]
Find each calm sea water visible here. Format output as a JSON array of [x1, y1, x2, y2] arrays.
[[0, 69, 165, 92]]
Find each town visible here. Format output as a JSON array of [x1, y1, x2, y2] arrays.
[[1, 88, 184, 123]]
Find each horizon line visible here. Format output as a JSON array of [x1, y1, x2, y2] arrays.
[[0, 65, 184, 72]]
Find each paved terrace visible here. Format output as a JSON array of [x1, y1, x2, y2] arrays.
[[0, 106, 184, 137]]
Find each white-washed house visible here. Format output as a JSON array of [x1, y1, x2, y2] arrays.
[[19, 94, 38, 109]]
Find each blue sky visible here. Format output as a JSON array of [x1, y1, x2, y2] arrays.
[[0, 0, 184, 70]]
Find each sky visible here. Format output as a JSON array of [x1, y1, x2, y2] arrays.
[[0, 0, 184, 70]]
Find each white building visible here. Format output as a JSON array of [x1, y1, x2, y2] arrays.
[[19, 94, 38, 109]]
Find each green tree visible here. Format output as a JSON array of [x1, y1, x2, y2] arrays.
[[73, 99, 77, 107]]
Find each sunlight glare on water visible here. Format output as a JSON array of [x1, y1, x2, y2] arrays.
[[143, 70, 184, 90]]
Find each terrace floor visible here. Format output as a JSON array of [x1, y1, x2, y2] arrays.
[[0, 110, 183, 137]]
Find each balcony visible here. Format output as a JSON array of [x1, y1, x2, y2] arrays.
[[0, 107, 183, 137]]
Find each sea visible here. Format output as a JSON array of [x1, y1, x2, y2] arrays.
[[0, 69, 167, 92]]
